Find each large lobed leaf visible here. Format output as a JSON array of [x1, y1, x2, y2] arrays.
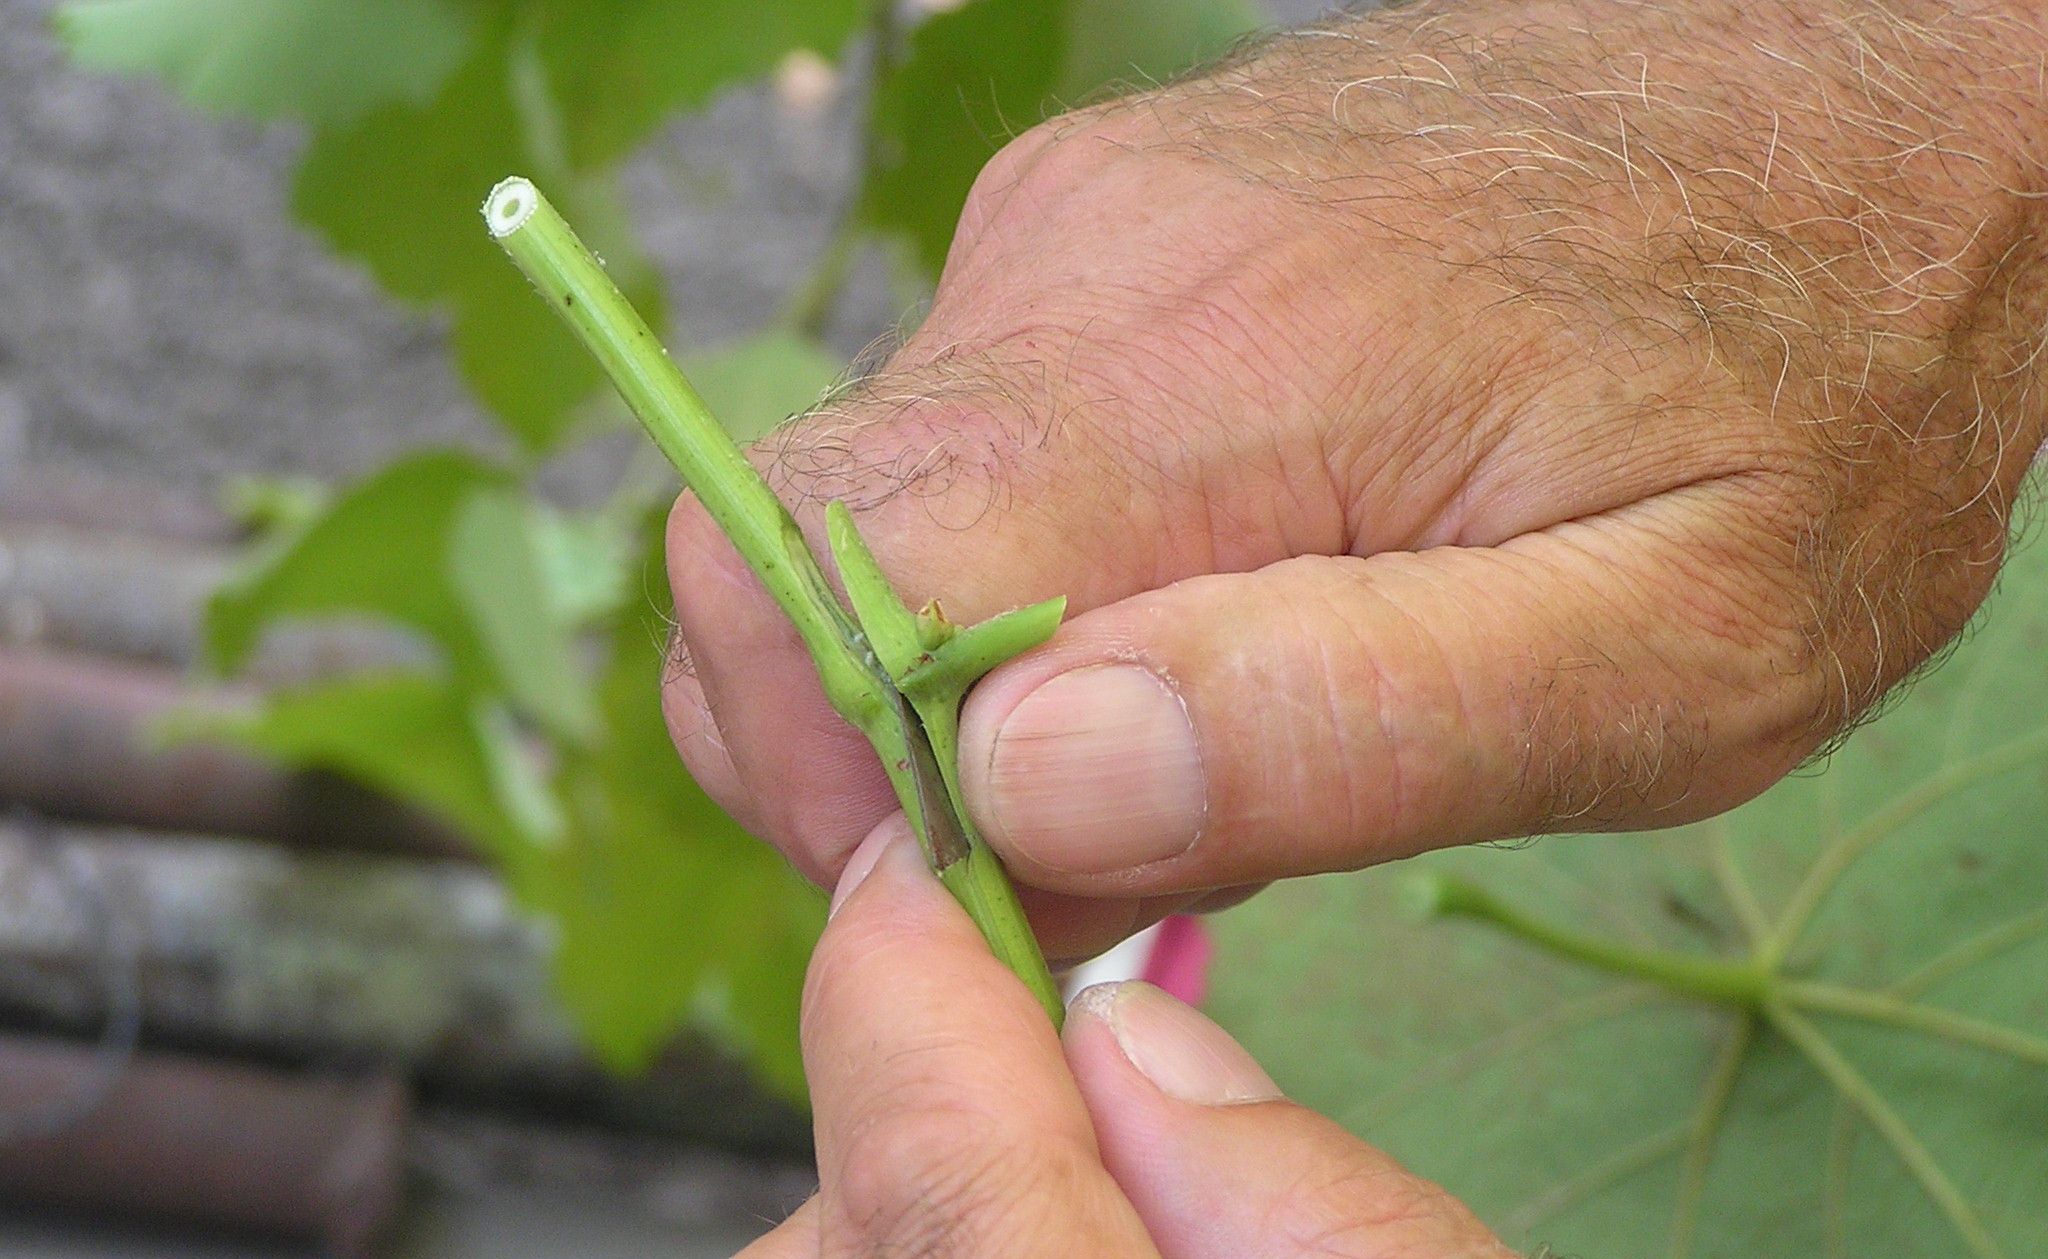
[[532, 0, 866, 170], [1208, 533, 2048, 1257], [286, 15, 663, 453]]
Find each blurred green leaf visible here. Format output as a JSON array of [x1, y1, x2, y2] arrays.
[[1209, 538, 2048, 1257], [688, 854, 824, 1100], [534, 0, 867, 169], [862, 0, 1259, 277], [450, 486, 599, 741], [53, 0, 473, 124], [207, 451, 594, 740], [861, 0, 1063, 280], [219, 473, 330, 539], [684, 330, 845, 443], [57, 0, 691, 451], [191, 673, 544, 875], [205, 507, 820, 1091], [530, 502, 635, 628], [206, 452, 500, 674], [291, 21, 662, 452], [540, 518, 821, 1083], [1058, 0, 1258, 98]]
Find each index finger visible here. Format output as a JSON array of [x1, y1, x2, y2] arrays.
[[804, 815, 1158, 1258]]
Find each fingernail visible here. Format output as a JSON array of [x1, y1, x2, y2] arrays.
[[977, 665, 1204, 874], [1072, 981, 1281, 1106], [830, 817, 914, 917]]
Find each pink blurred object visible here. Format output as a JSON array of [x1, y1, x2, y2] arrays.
[[1063, 914, 1215, 1007], [1139, 915, 1214, 1006]]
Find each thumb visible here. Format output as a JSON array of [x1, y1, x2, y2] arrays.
[[960, 479, 1823, 894], [1065, 981, 1513, 1259]]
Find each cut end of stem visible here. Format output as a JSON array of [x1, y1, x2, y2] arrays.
[[483, 176, 539, 239]]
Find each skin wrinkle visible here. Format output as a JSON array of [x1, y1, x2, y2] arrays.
[[1335, 567, 1461, 850]]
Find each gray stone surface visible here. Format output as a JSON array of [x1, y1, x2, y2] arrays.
[[0, 0, 902, 501], [0, 0, 491, 494], [0, 0, 1343, 503]]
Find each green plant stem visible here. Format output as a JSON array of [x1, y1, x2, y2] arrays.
[[1414, 874, 1773, 1006], [1782, 980, 2048, 1067], [484, 176, 1063, 1026], [1762, 725, 2048, 967], [486, 179, 874, 721], [1766, 1002, 2007, 1259], [781, 217, 863, 338], [1668, 1013, 1754, 1259], [779, 0, 901, 338]]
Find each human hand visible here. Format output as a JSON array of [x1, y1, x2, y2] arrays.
[[737, 815, 1513, 1259], [666, 0, 2048, 961]]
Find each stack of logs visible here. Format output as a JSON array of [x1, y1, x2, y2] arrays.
[[0, 470, 808, 1255]]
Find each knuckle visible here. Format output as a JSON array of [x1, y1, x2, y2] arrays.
[[963, 124, 1057, 213], [954, 122, 1065, 251], [956, 111, 1146, 250]]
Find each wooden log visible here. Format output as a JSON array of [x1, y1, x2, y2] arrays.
[[0, 520, 421, 679], [0, 646, 470, 861], [0, 1035, 408, 1258], [0, 520, 222, 666], [0, 467, 239, 546], [0, 821, 808, 1155]]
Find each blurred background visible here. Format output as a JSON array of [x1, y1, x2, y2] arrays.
[[2, 2, 2043, 1257]]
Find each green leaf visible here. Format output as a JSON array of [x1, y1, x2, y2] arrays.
[[185, 673, 545, 875], [450, 486, 600, 742], [862, 0, 1259, 278], [538, 515, 821, 1087], [683, 331, 845, 444], [63, 2, 682, 450], [533, 0, 866, 170], [529, 502, 635, 629], [219, 473, 330, 539], [207, 451, 595, 740], [290, 20, 663, 452], [53, 0, 473, 124], [1057, 0, 1260, 100], [1207, 536, 2048, 1257], [202, 506, 820, 1094], [861, 0, 1065, 280], [690, 853, 825, 1101], [206, 452, 500, 673]]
